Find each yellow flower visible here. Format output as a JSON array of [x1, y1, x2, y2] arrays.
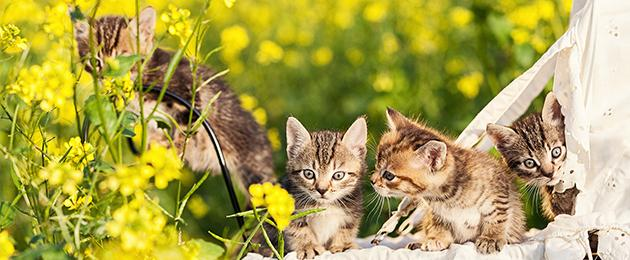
[[7, 61, 74, 112], [0, 24, 28, 53], [103, 165, 153, 196], [382, 33, 399, 55], [102, 73, 136, 111], [248, 182, 295, 230], [188, 195, 209, 219], [252, 107, 267, 126], [161, 5, 193, 46], [507, 5, 540, 30], [0, 231, 15, 260], [140, 144, 183, 189], [363, 1, 388, 23], [531, 35, 548, 53], [224, 0, 236, 8], [536, 0, 555, 21], [267, 128, 281, 151], [63, 137, 95, 169], [457, 71, 484, 99], [510, 28, 531, 45], [239, 94, 258, 111], [39, 162, 83, 195], [373, 72, 394, 92], [220, 25, 249, 60], [445, 58, 465, 75], [449, 7, 473, 28], [106, 197, 167, 252], [43, 2, 72, 38], [311, 47, 333, 66], [256, 40, 284, 65], [63, 193, 93, 210], [345, 48, 364, 66]]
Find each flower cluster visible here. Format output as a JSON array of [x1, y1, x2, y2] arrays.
[[6, 61, 74, 112], [102, 143, 182, 196], [0, 231, 15, 260], [249, 182, 295, 230], [457, 71, 484, 99], [102, 73, 135, 111], [63, 137, 96, 169], [239, 94, 280, 151], [38, 162, 83, 195], [105, 196, 167, 252], [0, 24, 27, 53], [63, 193, 93, 210], [160, 4, 193, 46]]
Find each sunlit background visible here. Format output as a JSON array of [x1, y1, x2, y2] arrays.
[[0, 0, 571, 248]]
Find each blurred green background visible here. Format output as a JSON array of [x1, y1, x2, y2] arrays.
[[0, 0, 570, 245]]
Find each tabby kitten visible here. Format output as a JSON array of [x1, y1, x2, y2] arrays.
[[71, 7, 275, 189], [283, 117, 366, 259], [371, 108, 525, 254], [487, 92, 578, 220]]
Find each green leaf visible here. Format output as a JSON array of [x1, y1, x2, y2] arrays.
[[13, 245, 70, 260], [84, 95, 117, 136], [0, 202, 16, 229], [103, 55, 142, 78], [487, 14, 512, 48], [188, 239, 225, 260], [121, 112, 138, 137], [226, 208, 266, 218], [69, 6, 85, 22], [153, 116, 172, 131]]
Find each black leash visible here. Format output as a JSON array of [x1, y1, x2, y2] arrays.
[[82, 86, 244, 227]]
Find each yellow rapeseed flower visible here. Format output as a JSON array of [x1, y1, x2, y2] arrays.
[[536, 0, 555, 21], [43, 1, 71, 38], [363, 1, 388, 23], [140, 143, 183, 189], [248, 182, 295, 230], [256, 40, 284, 65], [510, 28, 531, 45], [102, 164, 153, 196], [0, 231, 15, 260], [267, 128, 281, 151], [224, 0, 236, 8], [7, 61, 74, 112], [239, 94, 258, 111], [220, 25, 249, 60], [63, 193, 93, 210], [63, 137, 95, 169], [161, 5, 193, 46], [252, 107, 267, 126], [311, 47, 333, 66], [102, 73, 135, 111], [0, 24, 28, 53], [106, 197, 167, 252], [373, 72, 394, 92], [449, 7, 474, 28], [345, 48, 364, 66], [39, 162, 83, 195], [457, 71, 484, 99], [188, 195, 209, 219], [507, 5, 540, 30]]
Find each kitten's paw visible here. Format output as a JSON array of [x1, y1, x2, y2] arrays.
[[296, 244, 325, 260], [407, 239, 450, 251], [329, 242, 358, 253], [475, 236, 506, 254]]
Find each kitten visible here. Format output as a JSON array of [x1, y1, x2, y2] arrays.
[[283, 117, 366, 259], [487, 92, 579, 220], [371, 108, 525, 254], [71, 7, 275, 189]]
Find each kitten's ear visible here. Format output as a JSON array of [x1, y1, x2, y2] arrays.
[[415, 140, 447, 172], [386, 107, 409, 131], [128, 6, 156, 54], [542, 92, 564, 127], [342, 117, 368, 159], [486, 123, 519, 150], [286, 117, 311, 158]]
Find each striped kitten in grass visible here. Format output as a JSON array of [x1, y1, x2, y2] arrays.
[[283, 117, 366, 260], [371, 108, 525, 254], [487, 92, 578, 220], [70, 7, 275, 190]]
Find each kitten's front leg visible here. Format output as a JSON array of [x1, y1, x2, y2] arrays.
[[475, 207, 508, 254], [408, 212, 453, 252], [329, 222, 359, 253], [285, 219, 325, 260]]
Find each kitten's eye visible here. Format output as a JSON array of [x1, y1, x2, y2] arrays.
[[332, 171, 346, 181], [523, 159, 537, 169], [382, 170, 396, 181], [302, 169, 315, 180], [551, 147, 562, 158]]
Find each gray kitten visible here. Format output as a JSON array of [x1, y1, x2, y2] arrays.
[[71, 7, 275, 190], [283, 117, 366, 259], [487, 92, 579, 220]]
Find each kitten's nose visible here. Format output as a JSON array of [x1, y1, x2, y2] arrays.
[[316, 188, 327, 196]]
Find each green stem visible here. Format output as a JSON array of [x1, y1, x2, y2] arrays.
[[236, 212, 268, 260]]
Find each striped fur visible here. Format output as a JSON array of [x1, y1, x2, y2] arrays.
[[71, 7, 275, 191], [371, 108, 525, 254], [487, 92, 578, 220], [283, 117, 366, 259]]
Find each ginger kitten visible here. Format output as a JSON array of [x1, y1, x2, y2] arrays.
[[487, 92, 578, 220], [283, 117, 366, 259], [71, 7, 275, 189], [371, 108, 525, 254]]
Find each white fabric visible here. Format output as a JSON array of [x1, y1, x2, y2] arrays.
[[245, 0, 630, 258]]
